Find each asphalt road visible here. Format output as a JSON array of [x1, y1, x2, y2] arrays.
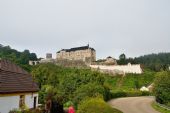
[[108, 96, 160, 113]]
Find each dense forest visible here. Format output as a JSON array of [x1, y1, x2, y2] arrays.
[[0, 44, 38, 71], [134, 53, 170, 71], [118, 53, 170, 71]]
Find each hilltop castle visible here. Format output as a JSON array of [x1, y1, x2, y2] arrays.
[[56, 44, 96, 64]]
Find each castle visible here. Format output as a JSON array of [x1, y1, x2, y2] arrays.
[[56, 45, 96, 64], [29, 45, 142, 74]]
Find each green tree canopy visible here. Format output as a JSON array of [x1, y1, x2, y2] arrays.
[[154, 71, 170, 106]]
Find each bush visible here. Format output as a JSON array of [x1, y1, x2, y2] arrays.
[[73, 83, 105, 106], [64, 101, 74, 108], [111, 90, 127, 98], [9, 109, 42, 113], [154, 71, 170, 106], [126, 90, 151, 97], [9, 109, 22, 113], [77, 97, 122, 113], [110, 90, 151, 99]]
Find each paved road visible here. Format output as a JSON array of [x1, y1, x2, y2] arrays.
[[108, 96, 160, 113]]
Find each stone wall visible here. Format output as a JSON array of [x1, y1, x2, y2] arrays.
[[56, 48, 96, 63], [90, 63, 142, 74], [56, 59, 87, 67]]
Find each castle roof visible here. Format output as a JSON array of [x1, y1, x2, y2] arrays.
[[57, 45, 95, 53], [107, 56, 112, 58], [0, 59, 39, 94]]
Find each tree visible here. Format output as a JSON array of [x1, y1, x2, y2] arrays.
[[119, 53, 126, 60], [154, 71, 170, 106], [118, 53, 127, 65], [0, 45, 38, 66], [29, 53, 37, 61], [31, 63, 113, 107], [134, 53, 170, 71], [73, 83, 105, 105]]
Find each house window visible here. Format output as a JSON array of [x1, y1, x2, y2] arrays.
[[19, 95, 25, 108]]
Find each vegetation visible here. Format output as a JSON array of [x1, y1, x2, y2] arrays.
[[152, 102, 170, 113], [31, 63, 155, 111], [110, 90, 151, 99], [9, 108, 42, 113], [117, 53, 127, 65], [104, 70, 155, 91], [0, 44, 37, 71], [77, 97, 122, 113], [32, 63, 112, 108], [3, 44, 170, 112], [154, 71, 170, 107], [134, 53, 170, 71], [117, 53, 170, 71]]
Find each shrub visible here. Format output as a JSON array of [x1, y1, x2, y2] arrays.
[[73, 83, 105, 106], [110, 90, 151, 99], [9, 109, 22, 113], [77, 97, 122, 113], [154, 71, 170, 106], [111, 90, 127, 98], [64, 101, 74, 108], [9, 109, 42, 113]]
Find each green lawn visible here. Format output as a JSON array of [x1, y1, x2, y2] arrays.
[[152, 102, 170, 113]]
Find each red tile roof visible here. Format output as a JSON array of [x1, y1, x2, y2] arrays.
[[0, 59, 39, 94]]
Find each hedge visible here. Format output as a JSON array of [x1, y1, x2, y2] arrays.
[[77, 97, 122, 113], [110, 90, 151, 99]]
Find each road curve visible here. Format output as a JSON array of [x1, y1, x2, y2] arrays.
[[108, 96, 160, 113]]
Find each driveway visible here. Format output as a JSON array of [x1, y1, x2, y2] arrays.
[[108, 96, 160, 113]]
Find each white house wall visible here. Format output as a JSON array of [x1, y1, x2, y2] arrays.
[[0, 95, 19, 113], [0, 93, 38, 113], [25, 93, 38, 109]]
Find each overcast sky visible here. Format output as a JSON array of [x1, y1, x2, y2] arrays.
[[0, 0, 170, 59]]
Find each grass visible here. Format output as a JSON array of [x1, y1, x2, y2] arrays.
[[104, 71, 156, 91], [152, 102, 170, 113]]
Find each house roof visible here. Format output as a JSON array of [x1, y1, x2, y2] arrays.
[[57, 45, 95, 53], [0, 59, 39, 94]]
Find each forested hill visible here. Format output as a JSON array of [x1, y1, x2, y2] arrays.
[[134, 53, 170, 71], [0, 44, 38, 66], [1, 44, 170, 72]]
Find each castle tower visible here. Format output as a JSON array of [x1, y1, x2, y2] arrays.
[[46, 53, 52, 59]]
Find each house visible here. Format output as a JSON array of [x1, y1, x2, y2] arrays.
[[0, 59, 39, 113], [105, 56, 117, 65], [94, 56, 117, 65], [56, 44, 96, 64]]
